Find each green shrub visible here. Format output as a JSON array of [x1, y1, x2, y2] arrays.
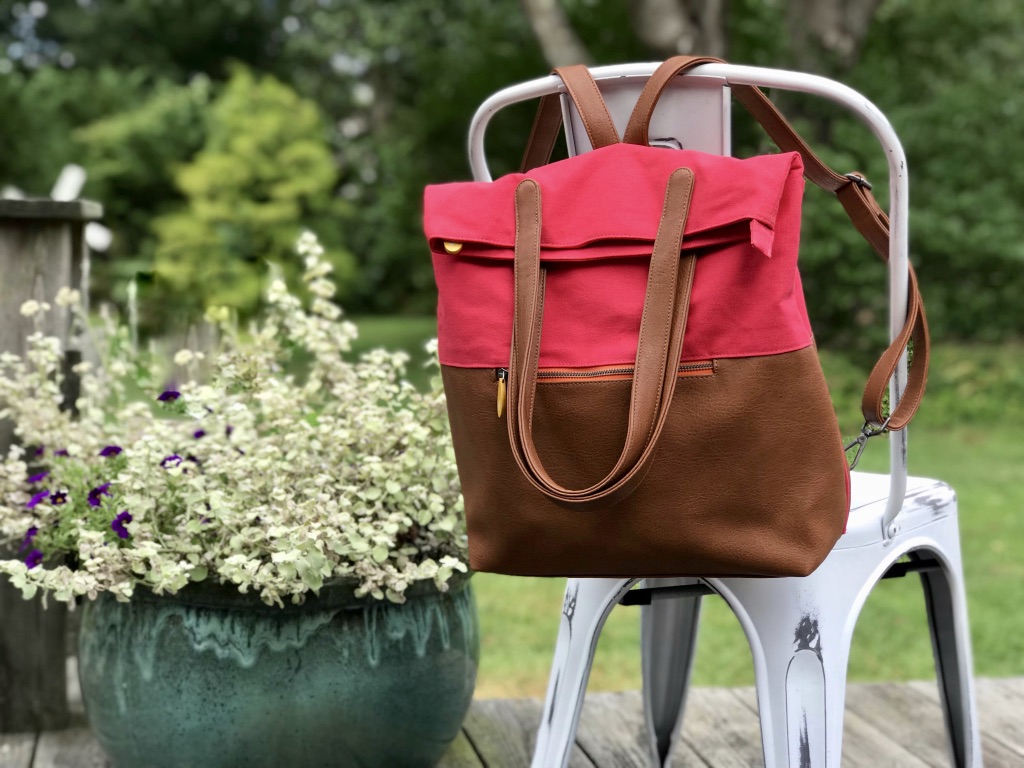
[[150, 66, 353, 324], [75, 76, 213, 304]]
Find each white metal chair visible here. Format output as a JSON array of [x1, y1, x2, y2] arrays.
[[467, 62, 981, 768]]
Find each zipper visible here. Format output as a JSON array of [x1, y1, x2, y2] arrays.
[[493, 361, 714, 418], [495, 368, 509, 418]]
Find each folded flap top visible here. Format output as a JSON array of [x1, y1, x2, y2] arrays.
[[424, 143, 804, 260]]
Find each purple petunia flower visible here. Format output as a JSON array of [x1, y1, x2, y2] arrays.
[[49, 490, 68, 505], [158, 390, 181, 402], [111, 511, 133, 540], [54, 449, 69, 457], [27, 471, 49, 484], [26, 490, 50, 509], [25, 549, 43, 569], [88, 483, 112, 508], [18, 526, 39, 553], [33, 446, 45, 457], [192, 429, 206, 439], [160, 454, 183, 469], [99, 445, 123, 457]]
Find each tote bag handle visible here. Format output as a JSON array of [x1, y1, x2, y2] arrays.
[[505, 169, 697, 510]]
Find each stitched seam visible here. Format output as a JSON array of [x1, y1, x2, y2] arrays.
[[432, 217, 776, 254], [537, 371, 715, 388], [438, 342, 817, 369]]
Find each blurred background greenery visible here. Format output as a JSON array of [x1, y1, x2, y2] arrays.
[[2, 0, 1022, 696], [3, 0, 1023, 347]]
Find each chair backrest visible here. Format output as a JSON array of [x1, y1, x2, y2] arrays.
[[560, 73, 731, 157], [467, 62, 913, 534]]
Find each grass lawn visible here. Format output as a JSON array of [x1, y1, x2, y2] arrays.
[[354, 316, 1024, 698]]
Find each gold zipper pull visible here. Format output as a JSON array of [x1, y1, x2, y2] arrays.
[[495, 368, 508, 418]]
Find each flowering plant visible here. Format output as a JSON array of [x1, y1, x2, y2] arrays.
[[0, 233, 467, 607]]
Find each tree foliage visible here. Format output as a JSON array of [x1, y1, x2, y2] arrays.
[[1, 0, 1022, 345], [73, 75, 213, 304], [150, 66, 352, 324]]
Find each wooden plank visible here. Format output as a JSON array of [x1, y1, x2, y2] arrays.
[[727, 685, 931, 768], [839, 704, 931, 767], [438, 730, 485, 768], [11, 681, 1024, 767], [0, 553, 69, 733], [679, 687, 765, 767], [0, 214, 79, 734], [846, 682, 955, 767], [0, 200, 102, 222], [983, 677, 1024, 757], [32, 729, 109, 768], [0, 733, 35, 768], [893, 679, 1024, 767], [576, 690, 709, 767], [463, 698, 594, 768]]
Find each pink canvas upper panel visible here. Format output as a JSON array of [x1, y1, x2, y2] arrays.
[[424, 143, 813, 369]]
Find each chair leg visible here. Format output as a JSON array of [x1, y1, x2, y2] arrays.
[[641, 591, 702, 767], [531, 577, 637, 768], [916, 550, 983, 767], [710, 548, 882, 768]]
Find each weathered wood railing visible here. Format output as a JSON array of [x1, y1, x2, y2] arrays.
[[0, 199, 102, 733]]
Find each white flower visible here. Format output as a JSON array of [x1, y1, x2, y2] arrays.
[[54, 288, 81, 308], [19, 300, 41, 317]]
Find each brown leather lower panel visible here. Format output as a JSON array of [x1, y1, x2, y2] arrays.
[[442, 347, 849, 578]]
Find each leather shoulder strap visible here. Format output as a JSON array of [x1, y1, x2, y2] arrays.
[[625, 55, 928, 430], [519, 64, 619, 173]]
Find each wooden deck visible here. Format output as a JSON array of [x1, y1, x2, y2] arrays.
[[2, 678, 1021, 767]]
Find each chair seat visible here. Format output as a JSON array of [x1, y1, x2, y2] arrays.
[[838, 472, 957, 550]]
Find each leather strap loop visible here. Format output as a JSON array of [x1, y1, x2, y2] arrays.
[[507, 169, 697, 508], [519, 64, 619, 173]]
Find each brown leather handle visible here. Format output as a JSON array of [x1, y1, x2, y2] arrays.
[[506, 169, 697, 509], [519, 64, 619, 173]]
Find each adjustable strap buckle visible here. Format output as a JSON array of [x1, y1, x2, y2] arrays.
[[844, 172, 873, 191], [844, 416, 891, 471]]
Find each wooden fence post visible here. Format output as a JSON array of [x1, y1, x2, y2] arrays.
[[0, 199, 102, 733]]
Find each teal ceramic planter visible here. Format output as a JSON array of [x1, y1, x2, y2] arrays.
[[77, 575, 478, 768]]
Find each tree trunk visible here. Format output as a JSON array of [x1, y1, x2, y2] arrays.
[[785, 0, 883, 75], [519, 0, 593, 67], [628, 0, 728, 58]]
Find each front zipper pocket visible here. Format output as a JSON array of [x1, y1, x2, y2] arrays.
[[494, 361, 715, 418]]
